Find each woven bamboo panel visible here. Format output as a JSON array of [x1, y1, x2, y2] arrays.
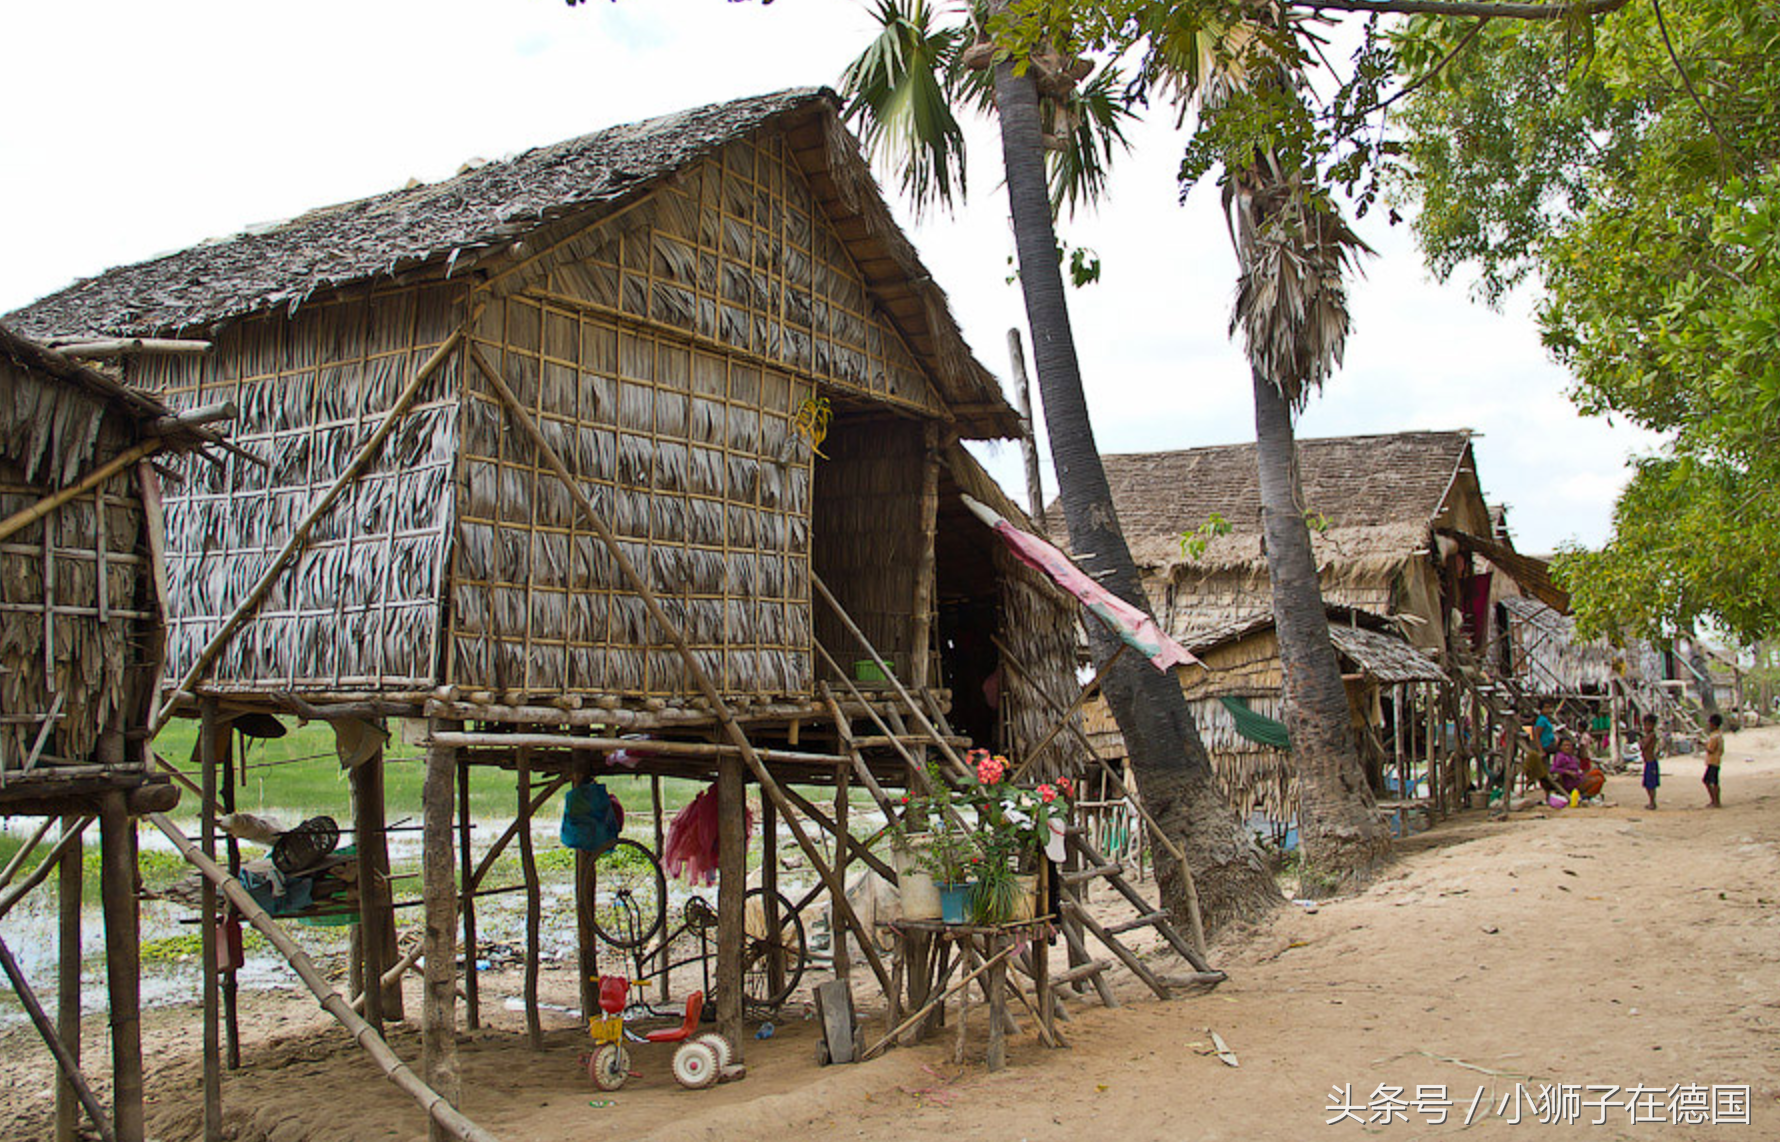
[[137, 283, 467, 692], [0, 363, 154, 770], [453, 292, 814, 698], [994, 543, 1088, 780], [536, 130, 943, 420]]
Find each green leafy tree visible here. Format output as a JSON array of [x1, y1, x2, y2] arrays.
[[1398, 2, 1780, 644]]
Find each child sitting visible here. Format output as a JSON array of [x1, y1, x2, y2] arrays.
[[1550, 733, 1585, 798]]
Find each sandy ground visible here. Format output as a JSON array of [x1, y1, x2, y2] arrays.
[[5, 729, 1779, 1141]]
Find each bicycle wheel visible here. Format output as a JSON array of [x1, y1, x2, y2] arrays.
[[589, 838, 667, 950], [740, 887, 806, 1012]]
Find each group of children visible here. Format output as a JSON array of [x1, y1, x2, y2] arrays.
[[1521, 700, 1724, 811], [1639, 710, 1724, 811]]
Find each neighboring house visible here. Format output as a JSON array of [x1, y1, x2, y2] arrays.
[[1058, 430, 1518, 659]]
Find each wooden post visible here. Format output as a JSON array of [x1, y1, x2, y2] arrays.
[[574, 760, 598, 1022], [1609, 682, 1624, 771], [421, 727, 461, 1142], [716, 760, 746, 1060], [99, 793, 143, 1142], [833, 761, 852, 983], [651, 775, 669, 1004], [199, 700, 222, 1142], [517, 751, 543, 1050], [985, 941, 1009, 1072], [220, 728, 240, 1069], [456, 760, 478, 1031], [911, 422, 940, 690], [351, 747, 397, 1032], [54, 814, 82, 1142], [761, 792, 786, 1002], [1006, 328, 1046, 530]]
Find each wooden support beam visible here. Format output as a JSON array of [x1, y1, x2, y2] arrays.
[[456, 759, 478, 1032], [910, 421, 939, 690], [352, 748, 396, 1030], [199, 699, 222, 1142], [0, 438, 162, 545], [421, 728, 462, 1142], [425, 729, 848, 768], [54, 814, 83, 1142], [0, 932, 114, 1142], [149, 815, 499, 1142], [517, 752, 543, 1050], [99, 794, 143, 1142], [716, 758, 746, 1057], [0, 816, 93, 923]]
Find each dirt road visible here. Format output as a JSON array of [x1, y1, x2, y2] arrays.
[[5, 729, 1777, 1141]]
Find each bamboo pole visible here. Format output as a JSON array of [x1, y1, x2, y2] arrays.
[[651, 774, 669, 1004], [148, 814, 500, 1142], [149, 325, 468, 738], [0, 932, 115, 1142], [517, 752, 543, 1050], [816, 682, 901, 822], [469, 344, 893, 998], [834, 760, 852, 984], [422, 729, 462, 1142], [812, 574, 968, 777], [1008, 643, 1125, 782], [350, 941, 425, 1014], [0, 816, 94, 923], [0, 438, 162, 544], [0, 816, 55, 892], [55, 814, 83, 1142], [99, 794, 143, 1142], [425, 730, 848, 768], [200, 700, 222, 1142], [1006, 328, 1046, 529]]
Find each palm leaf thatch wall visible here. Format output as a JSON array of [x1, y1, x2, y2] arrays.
[[13, 90, 1038, 710], [0, 326, 179, 772]]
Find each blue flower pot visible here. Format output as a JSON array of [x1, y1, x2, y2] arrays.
[[938, 882, 974, 925]]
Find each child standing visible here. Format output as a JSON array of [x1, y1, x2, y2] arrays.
[[1704, 713, 1724, 808], [1639, 713, 1661, 810]]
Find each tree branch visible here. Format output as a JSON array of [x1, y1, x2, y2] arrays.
[[1291, 0, 1629, 17]]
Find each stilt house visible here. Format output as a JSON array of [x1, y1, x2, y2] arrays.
[[7, 88, 1097, 1138]]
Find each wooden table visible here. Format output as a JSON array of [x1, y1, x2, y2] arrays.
[[881, 918, 1062, 1070]]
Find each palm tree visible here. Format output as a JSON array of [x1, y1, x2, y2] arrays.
[[1149, 2, 1391, 880], [842, 0, 1283, 933]]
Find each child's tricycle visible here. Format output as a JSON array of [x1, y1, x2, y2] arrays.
[[585, 975, 739, 1091]]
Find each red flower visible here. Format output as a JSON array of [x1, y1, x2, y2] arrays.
[[1038, 784, 1057, 803]]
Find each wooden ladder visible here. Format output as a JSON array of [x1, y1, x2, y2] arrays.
[[1054, 831, 1224, 1004]]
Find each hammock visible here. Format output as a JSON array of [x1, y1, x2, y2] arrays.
[[1219, 696, 1292, 751]]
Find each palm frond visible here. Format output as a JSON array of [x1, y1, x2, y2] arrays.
[[1046, 65, 1136, 219], [839, 0, 971, 216]]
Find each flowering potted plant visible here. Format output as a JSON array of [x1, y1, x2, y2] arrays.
[[959, 750, 1074, 923], [918, 821, 979, 924]]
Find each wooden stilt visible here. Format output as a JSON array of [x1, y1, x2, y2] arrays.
[[517, 751, 543, 1050], [200, 700, 222, 1142], [833, 758, 852, 982], [716, 759, 746, 1059], [421, 728, 461, 1142], [0, 932, 114, 1142], [456, 759, 478, 1031], [651, 774, 669, 1004], [574, 760, 598, 1022], [55, 813, 82, 1142], [985, 949, 1009, 1072], [99, 793, 143, 1142], [761, 791, 785, 1003], [220, 729, 240, 1068], [352, 747, 397, 1030]]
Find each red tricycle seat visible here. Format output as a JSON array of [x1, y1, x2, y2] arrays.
[[643, 990, 704, 1043]]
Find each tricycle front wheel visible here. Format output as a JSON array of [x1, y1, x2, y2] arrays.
[[589, 1044, 630, 1091]]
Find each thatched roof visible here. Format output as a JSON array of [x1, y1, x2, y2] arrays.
[[1056, 430, 1475, 574], [7, 88, 1018, 439], [1188, 606, 1445, 684]]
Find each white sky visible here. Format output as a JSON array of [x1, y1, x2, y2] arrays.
[[0, 0, 1662, 552]]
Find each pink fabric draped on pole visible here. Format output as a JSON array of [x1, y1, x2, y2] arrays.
[[663, 787, 754, 886]]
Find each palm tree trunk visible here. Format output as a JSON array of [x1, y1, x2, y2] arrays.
[[990, 46, 1280, 934], [1251, 370, 1390, 881]]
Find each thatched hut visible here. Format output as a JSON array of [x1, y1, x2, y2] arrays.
[[1082, 605, 1443, 836], [0, 323, 206, 1142], [8, 87, 1093, 1136], [1062, 430, 1508, 658]]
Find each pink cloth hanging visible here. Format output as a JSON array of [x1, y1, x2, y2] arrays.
[[663, 786, 753, 886]]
